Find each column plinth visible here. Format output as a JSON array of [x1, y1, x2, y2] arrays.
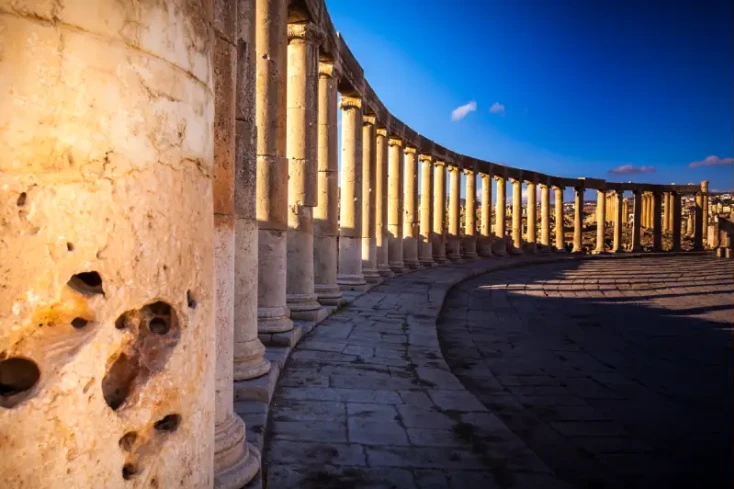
[[495, 174, 508, 255], [510, 178, 524, 254], [463, 168, 479, 259], [572, 186, 585, 253], [403, 147, 422, 269], [418, 154, 436, 267], [593, 189, 607, 254], [387, 137, 407, 272], [447, 165, 463, 261], [337, 96, 367, 290], [361, 116, 382, 282], [432, 161, 449, 263], [375, 128, 394, 276]]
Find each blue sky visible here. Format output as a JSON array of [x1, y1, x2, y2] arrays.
[[328, 0, 733, 197]]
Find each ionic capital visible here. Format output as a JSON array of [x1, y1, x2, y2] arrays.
[[434, 160, 446, 168], [493, 174, 505, 182], [287, 22, 323, 44], [376, 128, 388, 137], [319, 61, 335, 78], [388, 137, 403, 147], [447, 165, 461, 173], [701, 180, 709, 193], [419, 154, 433, 163], [404, 147, 417, 155], [339, 95, 362, 110], [462, 168, 474, 176], [363, 115, 376, 126], [552, 185, 565, 191]]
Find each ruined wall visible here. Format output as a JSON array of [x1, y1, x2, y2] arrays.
[[0, 1, 216, 487]]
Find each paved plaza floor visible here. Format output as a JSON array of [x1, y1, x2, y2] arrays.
[[263, 255, 733, 489]]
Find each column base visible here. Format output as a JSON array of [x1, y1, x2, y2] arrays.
[[257, 305, 293, 334], [433, 255, 448, 264], [214, 414, 261, 489], [362, 267, 383, 283], [447, 255, 463, 263], [233, 338, 271, 381], [510, 247, 524, 255], [388, 261, 406, 274], [377, 264, 395, 277], [462, 251, 479, 260], [337, 273, 368, 291], [592, 249, 608, 255], [419, 258, 436, 267], [315, 283, 344, 306], [611, 248, 624, 253], [287, 292, 324, 321], [404, 259, 422, 270]]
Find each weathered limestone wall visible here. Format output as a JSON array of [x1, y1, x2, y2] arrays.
[[0, 1, 215, 487]]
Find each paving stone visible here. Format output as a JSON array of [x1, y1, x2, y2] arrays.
[[270, 419, 348, 443], [279, 386, 402, 404], [266, 440, 367, 466], [366, 445, 487, 469]]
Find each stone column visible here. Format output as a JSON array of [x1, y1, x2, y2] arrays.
[[286, 22, 323, 321], [511, 178, 523, 253], [701, 180, 710, 244], [479, 172, 493, 256], [554, 186, 566, 251], [419, 154, 435, 267], [540, 183, 551, 252], [0, 1, 216, 486], [495, 174, 508, 255], [526, 178, 537, 254], [463, 167, 479, 259], [646, 193, 653, 228], [337, 96, 366, 289], [623, 198, 629, 225], [612, 192, 624, 252], [663, 193, 671, 232], [672, 192, 682, 251], [652, 191, 663, 251], [641, 193, 648, 228], [447, 165, 463, 261], [388, 137, 406, 272], [361, 116, 381, 282], [313, 62, 343, 305], [234, 0, 270, 381], [256, 0, 292, 335], [403, 147, 421, 269], [694, 188, 705, 250], [375, 128, 394, 276], [631, 190, 643, 252], [432, 161, 448, 263], [214, 3, 260, 487], [573, 186, 585, 253], [594, 190, 606, 254]]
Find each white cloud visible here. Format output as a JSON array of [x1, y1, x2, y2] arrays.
[[489, 102, 505, 115], [451, 101, 477, 122], [689, 155, 734, 168], [607, 164, 656, 176]]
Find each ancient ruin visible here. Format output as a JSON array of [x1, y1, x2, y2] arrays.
[[0, 1, 729, 488]]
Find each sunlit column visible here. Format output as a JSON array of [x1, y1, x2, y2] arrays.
[[554, 186, 565, 251], [511, 178, 523, 253], [432, 161, 448, 263], [539, 183, 550, 252], [526, 177, 537, 253], [337, 95, 366, 289], [447, 165, 463, 261], [388, 137, 406, 272], [622, 198, 629, 225], [495, 173, 508, 255], [479, 172, 493, 256], [672, 192, 682, 251], [631, 190, 643, 252], [313, 61, 344, 305], [694, 186, 705, 250], [361, 115, 381, 282], [701, 180, 710, 244], [594, 189, 606, 253], [463, 167, 479, 259], [612, 191, 624, 252], [652, 191, 662, 251], [374, 127, 393, 277], [402, 146, 421, 269], [419, 154, 435, 266], [573, 185, 584, 253]]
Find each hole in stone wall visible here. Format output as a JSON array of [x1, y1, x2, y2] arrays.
[[186, 290, 196, 309], [144, 301, 173, 335], [122, 463, 138, 480], [119, 432, 137, 452], [66, 242, 74, 251], [67, 271, 104, 296], [115, 311, 135, 330], [17, 192, 26, 207], [102, 353, 139, 411], [0, 357, 40, 408], [148, 317, 169, 335], [154, 414, 181, 433], [71, 317, 89, 329]]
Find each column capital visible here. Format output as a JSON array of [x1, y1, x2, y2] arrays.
[[538, 182, 549, 189], [509, 177, 522, 184], [493, 174, 505, 182], [287, 22, 323, 44], [462, 168, 474, 176], [701, 180, 709, 193], [388, 137, 402, 147], [419, 154, 433, 163], [447, 164, 461, 173], [318, 61, 335, 78], [376, 128, 388, 137], [434, 160, 446, 168], [404, 146, 417, 155], [552, 184, 565, 191], [339, 95, 362, 110], [363, 114, 376, 126]]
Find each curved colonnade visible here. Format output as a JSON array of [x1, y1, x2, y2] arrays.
[[0, 0, 713, 488]]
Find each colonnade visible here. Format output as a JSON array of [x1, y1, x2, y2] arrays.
[[0, 0, 714, 487]]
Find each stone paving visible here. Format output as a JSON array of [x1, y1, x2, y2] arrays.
[[439, 255, 733, 489]]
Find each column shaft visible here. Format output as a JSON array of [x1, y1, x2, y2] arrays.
[[388, 138, 406, 272], [256, 0, 292, 334], [361, 117, 380, 281], [672, 192, 682, 251], [495, 175, 508, 255], [594, 190, 606, 253], [463, 169, 478, 258], [403, 148, 421, 268], [652, 192, 663, 251], [612, 193, 623, 252], [540, 184, 550, 251], [554, 186, 565, 251], [447, 166, 463, 261], [526, 180, 537, 253], [337, 96, 366, 289], [694, 192, 704, 250], [573, 187, 584, 253], [419, 155, 435, 266], [374, 129, 393, 276], [479, 173, 493, 256], [631, 191, 643, 252], [286, 22, 322, 320], [701, 180, 710, 245], [511, 179, 523, 253], [432, 162, 448, 263], [313, 63, 343, 304]]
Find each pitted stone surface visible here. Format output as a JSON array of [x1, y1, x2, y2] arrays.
[[263, 256, 577, 489], [439, 255, 733, 489]]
